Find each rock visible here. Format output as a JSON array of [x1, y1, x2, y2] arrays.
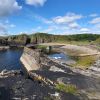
[[0, 69, 8, 76], [49, 66, 65, 73], [50, 92, 60, 97], [0, 69, 21, 78], [11, 97, 21, 100], [49, 92, 61, 100], [89, 58, 100, 72]]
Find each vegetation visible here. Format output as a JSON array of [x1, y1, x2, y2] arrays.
[[0, 33, 100, 46], [73, 56, 96, 69], [36, 45, 47, 53], [94, 38, 100, 44], [55, 83, 77, 94]]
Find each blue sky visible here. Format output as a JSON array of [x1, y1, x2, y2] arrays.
[[0, 0, 100, 35]]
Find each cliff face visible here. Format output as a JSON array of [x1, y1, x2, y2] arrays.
[[7, 34, 30, 46], [20, 47, 42, 72]]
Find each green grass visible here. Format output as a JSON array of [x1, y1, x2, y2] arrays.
[[69, 41, 91, 45], [53, 40, 91, 45], [73, 56, 96, 69], [55, 83, 77, 94], [36, 45, 47, 49]]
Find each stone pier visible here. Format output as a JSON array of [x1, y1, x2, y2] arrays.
[[20, 47, 42, 72]]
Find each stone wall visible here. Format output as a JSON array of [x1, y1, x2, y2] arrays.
[[20, 47, 42, 72]]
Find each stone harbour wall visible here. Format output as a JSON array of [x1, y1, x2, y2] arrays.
[[20, 47, 42, 72]]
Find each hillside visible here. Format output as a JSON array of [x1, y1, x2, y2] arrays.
[[0, 33, 100, 46]]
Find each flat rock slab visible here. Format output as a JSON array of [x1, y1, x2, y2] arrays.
[[61, 44, 100, 56]]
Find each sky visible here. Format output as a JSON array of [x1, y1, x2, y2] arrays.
[[0, 0, 100, 35]]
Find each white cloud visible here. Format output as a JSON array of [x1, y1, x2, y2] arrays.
[[20, 10, 100, 34], [95, 24, 100, 28], [9, 24, 16, 28], [34, 13, 82, 31], [89, 13, 98, 17], [52, 13, 83, 24], [89, 17, 100, 24], [80, 28, 90, 32], [0, 22, 16, 36], [26, 0, 47, 6], [68, 22, 80, 29], [30, 13, 83, 34], [0, 0, 22, 17]]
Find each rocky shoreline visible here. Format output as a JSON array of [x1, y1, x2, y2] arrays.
[[0, 69, 80, 100], [0, 69, 62, 100], [0, 56, 100, 100]]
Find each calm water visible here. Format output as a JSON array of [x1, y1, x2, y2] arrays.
[[0, 48, 23, 71]]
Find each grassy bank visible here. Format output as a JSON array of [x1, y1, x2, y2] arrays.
[[55, 83, 77, 94], [72, 56, 96, 69]]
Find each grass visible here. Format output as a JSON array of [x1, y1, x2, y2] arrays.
[[73, 56, 96, 69], [44, 97, 53, 100], [36, 45, 47, 50], [53, 40, 91, 45], [55, 83, 77, 94], [69, 41, 91, 45]]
